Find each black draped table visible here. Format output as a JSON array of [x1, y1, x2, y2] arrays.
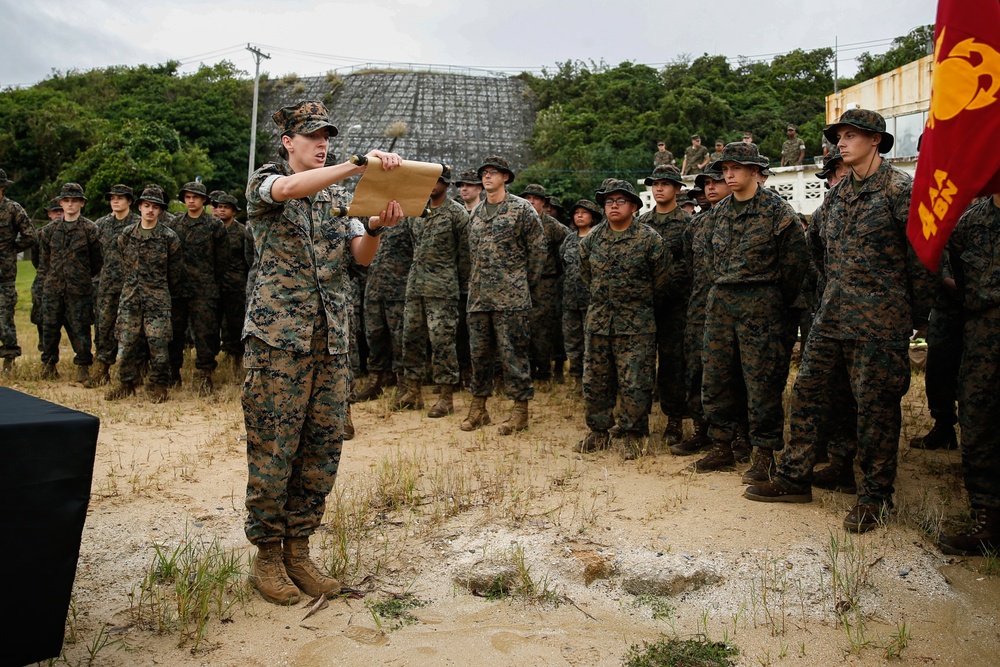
[[0, 387, 99, 666]]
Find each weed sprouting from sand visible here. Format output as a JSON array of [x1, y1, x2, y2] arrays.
[[129, 531, 250, 649], [366, 592, 429, 631], [623, 635, 738, 667]]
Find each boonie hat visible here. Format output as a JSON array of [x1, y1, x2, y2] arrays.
[[596, 179, 642, 208], [823, 108, 894, 154], [179, 181, 209, 201], [272, 100, 339, 137], [643, 164, 684, 187], [694, 171, 725, 189], [58, 182, 87, 201], [520, 183, 547, 199], [454, 171, 482, 186], [816, 148, 844, 179], [214, 193, 241, 210], [570, 199, 602, 220], [104, 184, 134, 202], [45, 198, 63, 211], [708, 142, 769, 172], [477, 156, 515, 184], [138, 184, 167, 207], [0, 169, 13, 187]]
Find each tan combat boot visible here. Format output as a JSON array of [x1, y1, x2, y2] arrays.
[[250, 541, 302, 605], [343, 405, 355, 440], [354, 370, 394, 402], [282, 537, 341, 598], [198, 370, 214, 396], [146, 382, 168, 404], [460, 396, 490, 431], [427, 384, 455, 418], [84, 361, 110, 388], [497, 400, 529, 435], [105, 380, 137, 401], [74, 364, 91, 383], [392, 378, 424, 410]]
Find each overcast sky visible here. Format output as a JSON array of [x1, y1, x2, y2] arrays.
[[2, 0, 937, 88]]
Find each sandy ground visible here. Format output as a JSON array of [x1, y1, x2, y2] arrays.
[[4, 352, 999, 667]]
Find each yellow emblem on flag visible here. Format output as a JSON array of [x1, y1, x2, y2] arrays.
[[929, 27, 1000, 128]]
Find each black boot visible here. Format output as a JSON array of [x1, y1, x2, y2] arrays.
[[910, 421, 958, 450]]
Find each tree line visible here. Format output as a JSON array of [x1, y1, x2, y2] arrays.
[[0, 26, 931, 219]]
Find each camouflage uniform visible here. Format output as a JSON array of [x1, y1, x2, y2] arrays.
[[580, 186, 667, 435], [637, 185, 691, 420], [780, 136, 806, 167], [947, 197, 1000, 511], [702, 183, 808, 451], [219, 210, 250, 360], [93, 208, 140, 365], [653, 149, 674, 168], [466, 192, 545, 401], [0, 190, 36, 361], [38, 202, 102, 368], [560, 227, 591, 378], [683, 211, 712, 422], [776, 159, 935, 506], [166, 206, 228, 375], [920, 251, 964, 430], [682, 143, 710, 176], [401, 197, 469, 385], [363, 218, 412, 377], [243, 158, 361, 544], [116, 207, 184, 385], [530, 210, 568, 380]]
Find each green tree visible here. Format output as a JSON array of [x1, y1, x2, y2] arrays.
[[856, 25, 934, 80]]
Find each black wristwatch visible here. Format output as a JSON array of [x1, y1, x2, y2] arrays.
[[362, 218, 385, 237]]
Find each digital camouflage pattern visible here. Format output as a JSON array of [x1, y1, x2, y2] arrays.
[[401, 197, 470, 385], [948, 196, 1000, 509], [682, 143, 710, 176], [701, 186, 808, 449], [0, 196, 35, 358], [530, 211, 569, 379], [220, 219, 250, 358], [683, 211, 712, 421], [243, 320, 349, 543], [580, 217, 666, 434], [466, 193, 545, 312], [781, 137, 806, 166], [244, 161, 361, 355], [38, 215, 102, 367], [93, 210, 140, 364], [467, 310, 533, 401], [242, 152, 358, 544], [653, 149, 674, 167], [364, 217, 412, 375], [637, 204, 692, 417], [775, 161, 933, 506], [560, 231, 589, 377], [116, 218, 184, 385]]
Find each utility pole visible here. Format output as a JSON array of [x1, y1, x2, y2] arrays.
[[247, 44, 271, 182], [834, 36, 839, 93]]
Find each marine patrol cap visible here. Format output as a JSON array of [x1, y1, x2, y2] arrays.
[[570, 199, 602, 220], [596, 179, 642, 208], [694, 171, 725, 189], [137, 184, 167, 208], [823, 108, 894, 154], [179, 181, 209, 202], [454, 171, 482, 186], [57, 182, 87, 201], [787, 124, 797, 131], [214, 193, 241, 211], [477, 156, 515, 184], [816, 148, 844, 179], [520, 183, 547, 198], [690, 134, 701, 141], [272, 100, 339, 137], [0, 169, 12, 187], [104, 184, 134, 202], [45, 198, 63, 211], [643, 164, 684, 187], [708, 142, 769, 172]]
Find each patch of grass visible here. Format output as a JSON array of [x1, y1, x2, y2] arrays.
[[623, 636, 738, 667], [633, 594, 675, 621], [128, 531, 251, 649], [981, 547, 1000, 578], [881, 621, 911, 659], [366, 593, 428, 631]]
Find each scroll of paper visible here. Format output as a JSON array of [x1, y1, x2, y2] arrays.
[[334, 157, 447, 217]]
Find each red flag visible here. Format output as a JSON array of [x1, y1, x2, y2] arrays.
[[907, 0, 1000, 272]]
